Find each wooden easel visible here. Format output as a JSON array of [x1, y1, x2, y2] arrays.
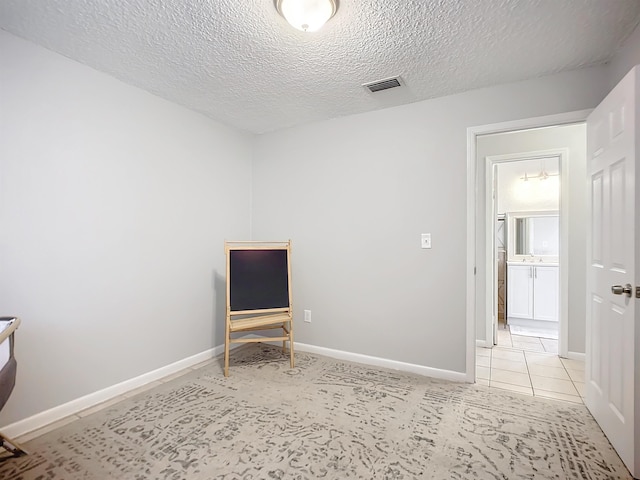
[[224, 241, 294, 377]]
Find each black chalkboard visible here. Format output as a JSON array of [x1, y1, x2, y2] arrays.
[[229, 249, 290, 311]]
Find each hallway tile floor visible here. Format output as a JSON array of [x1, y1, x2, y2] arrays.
[[476, 327, 584, 404], [497, 327, 559, 353]]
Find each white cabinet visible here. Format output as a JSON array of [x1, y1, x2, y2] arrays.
[[532, 266, 559, 321], [507, 265, 534, 319], [507, 264, 558, 323]]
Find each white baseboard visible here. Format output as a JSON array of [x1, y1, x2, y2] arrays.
[[1, 345, 227, 438], [476, 339, 493, 348], [565, 351, 586, 361], [228, 334, 468, 382], [2, 338, 468, 438], [294, 342, 468, 383]]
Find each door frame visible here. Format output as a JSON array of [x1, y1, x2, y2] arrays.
[[465, 109, 592, 382], [484, 149, 568, 357]]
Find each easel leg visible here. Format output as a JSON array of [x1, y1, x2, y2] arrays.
[[224, 320, 230, 377], [0, 432, 28, 457], [289, 321, 295, 369]]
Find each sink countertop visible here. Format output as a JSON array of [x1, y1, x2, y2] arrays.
[[507, 261, 559, 266]]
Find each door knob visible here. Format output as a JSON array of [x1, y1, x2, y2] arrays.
[[611, 284, 632, 297]]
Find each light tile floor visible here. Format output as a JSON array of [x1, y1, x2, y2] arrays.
[[477, 326, 584, 404], [497, 326, 559, 354]]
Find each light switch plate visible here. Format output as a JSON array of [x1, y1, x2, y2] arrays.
[[421, 233, 432, 249]]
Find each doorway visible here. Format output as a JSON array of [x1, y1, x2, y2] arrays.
[[468, 118, 588, 403], [464, 110, 592, 384], [475, 123, 589, 360], [490, 154, 561, 353]]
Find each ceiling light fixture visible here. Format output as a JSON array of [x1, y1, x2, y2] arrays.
[[520, 169, 559, 181], [276, 0, 337, 32], [520, 158, 559, 182]]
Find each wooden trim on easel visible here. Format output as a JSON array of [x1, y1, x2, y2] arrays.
[[229, 307, 290, 317]]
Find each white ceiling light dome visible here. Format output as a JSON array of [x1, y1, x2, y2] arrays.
[[276, 0, 337, 32]]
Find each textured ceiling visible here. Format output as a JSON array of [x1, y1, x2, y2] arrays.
[[1, 0, 640, 134]]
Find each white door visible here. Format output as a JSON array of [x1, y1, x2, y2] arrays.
[[586, 65, 638, 477], [533, 266, 559, 322], [507, 265, 533, 319]]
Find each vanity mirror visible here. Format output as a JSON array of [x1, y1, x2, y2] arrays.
[[506, 210, 559, 263]]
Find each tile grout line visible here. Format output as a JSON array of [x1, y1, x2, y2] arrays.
[[481, 334, 584, 403], [489, 329, 582, 401], [523, 350, 534, 395], [559, 357, 583, 398], [490, 336, 534, 395]]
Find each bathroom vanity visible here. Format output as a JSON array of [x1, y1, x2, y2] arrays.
[[507, 263, 558, 323], [505, 211, 559, 329]]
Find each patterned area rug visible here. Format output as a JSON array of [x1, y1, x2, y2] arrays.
[[0, 344, 631, 479]]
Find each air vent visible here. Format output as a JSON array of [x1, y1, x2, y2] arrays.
[[363, 76, 402, 93]]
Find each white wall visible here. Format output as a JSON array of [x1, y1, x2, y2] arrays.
[[476, 124, 587, 353], [608, 22, 640, 89], [1, 20, 629, 428], [496, 157, 560, 214], [0, 31, 253, 425], [252, 67, 609, 374]]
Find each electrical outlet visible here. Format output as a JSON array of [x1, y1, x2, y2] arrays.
[[304, 310, 311, 323]]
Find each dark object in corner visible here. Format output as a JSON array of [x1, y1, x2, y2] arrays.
[[0, 317, 27, 459]]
